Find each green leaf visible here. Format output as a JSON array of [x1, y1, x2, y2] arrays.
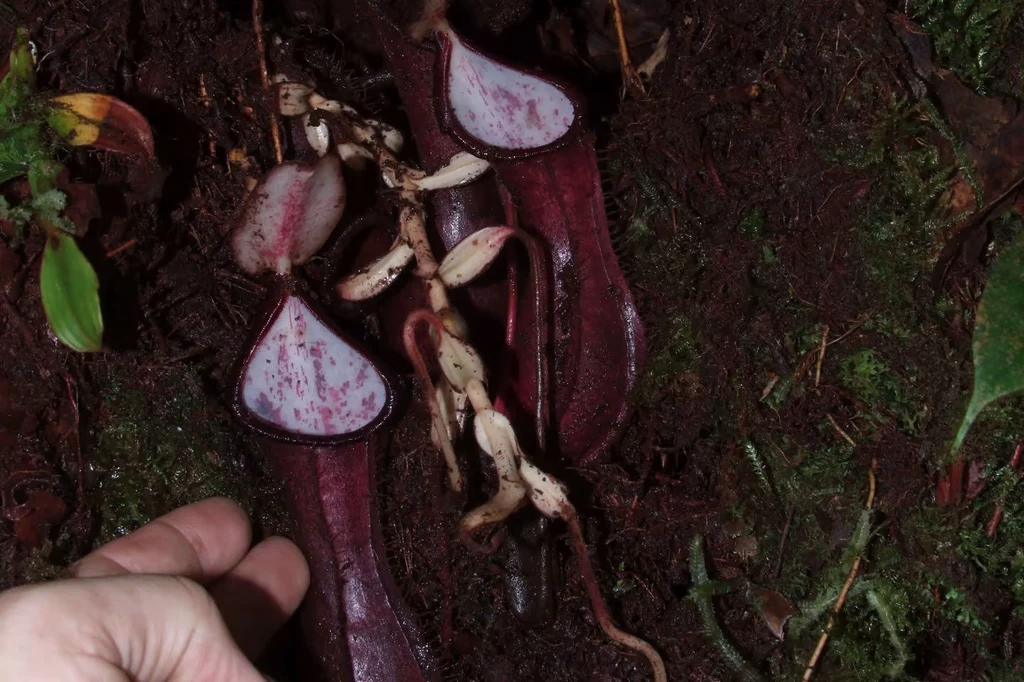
[[955, 230, 1024, 450], [0, 28, 35, 122], [27, 158, 61, 194], [0, 122, 45, 185], [40, 232, 103, 352], [6, 28, 35, 86]]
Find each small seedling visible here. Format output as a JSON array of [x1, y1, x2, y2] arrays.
[[0, 29, 153, 352]]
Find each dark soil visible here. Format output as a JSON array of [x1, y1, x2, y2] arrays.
[[2, 0, 1024, 681]]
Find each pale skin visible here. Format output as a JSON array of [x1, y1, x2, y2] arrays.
[[0, 497, 310, 682]]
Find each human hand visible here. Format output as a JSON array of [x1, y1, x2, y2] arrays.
[[0, 497, 309, 682]]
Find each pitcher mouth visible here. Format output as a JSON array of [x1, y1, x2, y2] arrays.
[[433, 27, 584, 161], [231, 278, 403, 446]]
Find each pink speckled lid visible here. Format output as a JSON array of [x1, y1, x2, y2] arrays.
[[233, 283, 400, 444], [435, 28, 583, 160]]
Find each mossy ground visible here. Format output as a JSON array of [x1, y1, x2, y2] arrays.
[[605, 0, 1024, 678], [3, 0, 1024, 680], [84, 361, 287, 544]]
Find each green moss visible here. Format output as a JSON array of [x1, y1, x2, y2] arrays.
[[860, 105, 954, 300], [742, 441, 775, 495], [777, 509, 929, 681], [840, 349, 899, 406], [904, 503, 961, 555], [822, 97, 970, 336], [985, 655, 1024, 681], [747, 437, 861, 603], [838, 348, 928, 433], [826, 594, 916, 681], [913, 0, 1020, 95], [0, 32, 60, 187], [786, 443, 856, 504], [739, 208, 766, 238], [86, 363, 282, 543], [781, 518, 938, 681], [606, 148, 682, 245], [818, 96, 974, 445], [638, 312, 700, 404], [957, 394, 1024, 453], [608, 143, 710, 412], [991, 210, 1024, 252], [938, 579, 992, 633], [956, 451, 1024, 616], [860, 314, 915, 344], [689, 536, 765, 682]]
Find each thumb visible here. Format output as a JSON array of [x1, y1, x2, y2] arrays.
[[0, 574, 265, 682]]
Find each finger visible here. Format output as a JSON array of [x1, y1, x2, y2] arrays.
[[210, 536, 311, 658], [72, 497, 253, 583], [0, 575, 266, 682]]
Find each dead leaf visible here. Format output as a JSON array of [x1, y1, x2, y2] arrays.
[[732, 535, 759, 561], [637, 29, 670, 80], [757, 586, 798, 640], [966, 458, 988, 500], [11, 488, 66, 548], [899, 20, 1024, 285]]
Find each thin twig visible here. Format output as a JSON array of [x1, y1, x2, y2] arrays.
[[609, 0, 645, 96], [826, 414, 856, 448], [760, 375, 781, 402], [252, 0, 283, 164], [835, 59, 867, 114], [773, 503, 796, 579], [104, 238, 136, 258], [826, 310, 874, 347], [814, 325, 829, 387], [63, 373, 85, 502], [802, 459, 877, 682]]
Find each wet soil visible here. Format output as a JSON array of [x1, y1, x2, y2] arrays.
[[2, 0, 1023, 681]]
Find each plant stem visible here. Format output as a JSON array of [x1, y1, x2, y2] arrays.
[[252, 0, 282, 165], [403, 310, 463, 492], [814, 325, 829, 387], [328, 98, 665, 682], [512, 229, 548, 449], [801, 459, 877, 682], [689, 535, 763, 682], [608, 0, 645, 97]]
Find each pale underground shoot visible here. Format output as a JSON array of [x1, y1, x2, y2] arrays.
[[271, 79, 666, 682]]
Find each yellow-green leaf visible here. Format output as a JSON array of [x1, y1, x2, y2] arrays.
[[40, 233, 103, 352], [954, 230, 1024, 451], [47, 93, 154, 158]]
